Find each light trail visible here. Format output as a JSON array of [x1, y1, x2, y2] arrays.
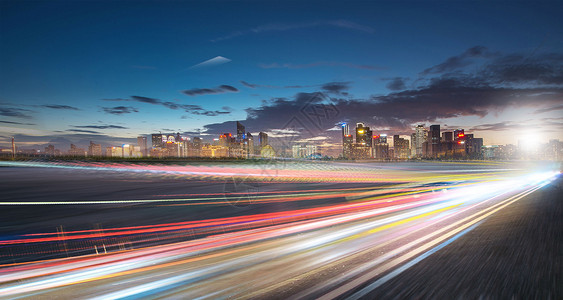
[[0, 161, 559, 299]]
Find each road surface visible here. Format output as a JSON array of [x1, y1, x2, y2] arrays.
[[0, 160, 560, 299]]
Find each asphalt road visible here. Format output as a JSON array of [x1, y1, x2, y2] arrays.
[[0, 160, 560, 299], [364, 174, 563, 300]]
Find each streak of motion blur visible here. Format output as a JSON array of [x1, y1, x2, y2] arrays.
[[0, 160, 560, 299]]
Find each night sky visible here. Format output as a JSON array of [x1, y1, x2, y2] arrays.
[[1, 0, 562, 152]]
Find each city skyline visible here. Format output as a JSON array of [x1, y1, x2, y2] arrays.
[[8, 119, 560, 161], [2, 1, 563, 150]]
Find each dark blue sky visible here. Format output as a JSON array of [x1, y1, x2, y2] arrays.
[[1, 0, 562, 150]]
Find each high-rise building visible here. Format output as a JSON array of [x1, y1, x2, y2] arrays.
[[292, 145, 302, 158], [88, 141, 102, 156], [259, 132, 268, 148], [370, 134, 388, 159], [108, 146, 123, 157], [137, 136, 148, 157], [45, 144, 55, 156], [343, 135, 353, 159], [292, 144, 318, 158], [545, 139, 562, 160], [355, 123, 372, 146], [442, 132, 453, 142], [68, 144, 86, 156], [342, 123, 350, 136], [454, 129, 465, 142], [393, 135, 410, 159], [151, 134, 163, 149], [237, 121, 246, 142], [246, 132, 254, 157], [122, 144, 132, 158], [464, 134, 482, 158], [379, 134, 388, 144], [306, 145, 318, 157], [341, 123, 350, 158], [219, 133, 233, 147], [412, 125, 426, 157], [191, 137, 202, 157], [428, 125, 441, 157], [468, 138, 483, 156]]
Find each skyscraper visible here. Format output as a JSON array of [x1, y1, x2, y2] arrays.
[[151, 134, 163, 149], [343, 135, 353, 159], [413, 125, 426, 157], [246, 132, 254, 158], [355, 123, 371, 146], [137, 136, 147, 157], [45, 144, 55, 156], [442, 132, 453, 142], [341, 123, 350, 136], [342, 123, 351, 157], [219, 133, 233, 147], [237, 121, 246, 142], [428, 125, 441, 157], [259, 132, 268, 148], [88, 141, 102, 156], [454, 129, 465, 142], [68, 144, 85, 156], [464, 134, 483, 158], [192, 137, 202, 157], [393, 135, 410, 159]]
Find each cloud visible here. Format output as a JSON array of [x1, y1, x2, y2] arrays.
[[240, 81, 259, 88], [203, 79, 563, 141], [41, 104, 79, 110], [483, 53, 563, 85], [321, 82, 350, 94], [0, 120, 36, 125], [67, 129, 101, 134], [468, 119, 563, 132], [182, 85, 239, 96], [102, 106, 139, 115], [192, 110, 231, 116], [211, 20, 375, 42], [240, 80, 316, 89], [73, 125, 128, 130], [469, 122, 521, 131], [103, 96, 232, 116], [130, 96, 160, 104], [189, 56, 231, 69], [90, 47, 562, 149], [359, 79, 563, 122], [535, 104, 563, 114], [203, 92, 329, 134], [259, 61, 382, 70], [295, 136, 329, 143], [421, 46, 495, 75], [0, 107, 33, 119], [420, 46, 563, 86], [384, 77, 407, 91]]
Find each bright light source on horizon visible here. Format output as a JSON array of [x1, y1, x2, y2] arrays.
[[519, 132, 544, 153]]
